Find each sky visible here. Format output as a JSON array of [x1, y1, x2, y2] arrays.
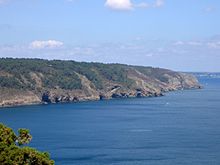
[[0, 0, 220, 72]]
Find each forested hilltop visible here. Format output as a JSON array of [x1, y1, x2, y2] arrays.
[[0, 58, 201, 107]]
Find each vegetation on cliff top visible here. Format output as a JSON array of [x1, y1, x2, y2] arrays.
[[0, 123, 54, 165], [0, 58, 136, 90]]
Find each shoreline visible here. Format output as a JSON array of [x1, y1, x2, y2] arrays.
[[0, 87, 201, 109], [0, 59, 202, 109]]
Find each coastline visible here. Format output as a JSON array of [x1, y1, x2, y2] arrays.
[[0, 59, 202, 108], [0, 86, 201, 109]]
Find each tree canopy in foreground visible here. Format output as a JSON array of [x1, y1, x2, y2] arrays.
[[0, 123, 54, 165]]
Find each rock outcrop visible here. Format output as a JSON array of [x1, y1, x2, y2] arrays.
[[0, 58, 201, 107]]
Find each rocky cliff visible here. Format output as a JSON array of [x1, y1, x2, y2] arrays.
[[0, 58, 201, 107]]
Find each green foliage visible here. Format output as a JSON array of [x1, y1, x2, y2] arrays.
[[0, 123, 54, 165], [134, 66, 174, 83], [0, 76, 23, 89], [17, 129, 32, 146], [0, 124, 16, 147], [0, 58, 82, 90], [94, 63, 134, 88], [0, 58, 145, 91]]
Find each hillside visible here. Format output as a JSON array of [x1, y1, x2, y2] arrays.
[[0, 58, 201, 107]]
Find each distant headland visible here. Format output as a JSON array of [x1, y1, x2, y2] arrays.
[[0, 58, 201, 107]]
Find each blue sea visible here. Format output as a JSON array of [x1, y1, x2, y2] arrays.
[[0, 77, 220, 165]]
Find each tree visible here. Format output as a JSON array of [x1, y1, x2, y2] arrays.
[[0, 123, 54, 165]]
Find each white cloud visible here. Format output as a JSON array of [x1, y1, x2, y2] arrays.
[[105, 0, 164, 11], [1, 36, 220, 72], [135, 2, 149, 9], [204, 6, 215, 13], [29, 40, 64, 49], [173, 41, 203, 46], [187, 41, 203, 46], [145, 53, 154, 57], [173, 39, 220, 48], [154, 0, 164, 7], [207, 42, 220, 49], [173, 41, 185, 46], [105, 0, 133, 10], [66, 0, 75, 3]]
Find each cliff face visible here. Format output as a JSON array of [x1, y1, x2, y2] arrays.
[[0, 58, 201, 107]]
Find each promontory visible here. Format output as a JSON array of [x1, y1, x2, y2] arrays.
[[0, 58, 201, 107]]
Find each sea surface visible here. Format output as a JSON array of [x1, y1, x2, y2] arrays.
[[0, 77, 220, 165]]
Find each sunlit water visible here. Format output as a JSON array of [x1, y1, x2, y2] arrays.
[[0, 77, 220, 165]]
